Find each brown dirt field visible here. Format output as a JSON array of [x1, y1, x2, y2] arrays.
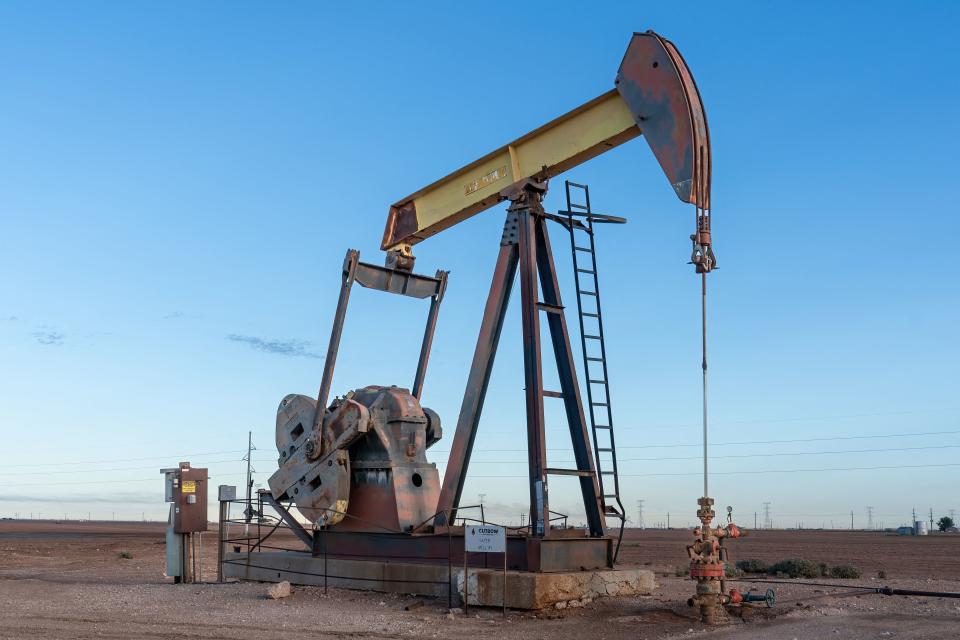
[[616, 528, 960, 580], [1, 520, 958, 639]]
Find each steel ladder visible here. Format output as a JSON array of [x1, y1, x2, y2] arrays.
[[562, 180, 627, 539]]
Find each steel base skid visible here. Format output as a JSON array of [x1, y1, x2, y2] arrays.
[[311, 528, 612, 573]]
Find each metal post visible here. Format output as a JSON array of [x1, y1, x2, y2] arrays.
[[447, 514, 453, 609], [534, 215, 605, 536], [503, 550, 507, 618], [198, 532, 203, 583], [435, 228, 519, 527], [217, 501, 226, 583], [412, 270, 448, 400], [463, 550, 469, 614], [516, 203, 549, 537], [315, 249, 360, 420]]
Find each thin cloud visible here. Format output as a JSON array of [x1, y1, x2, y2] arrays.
[[162, 311, 185, 320], [226, 334, 322, 359], [33, 329, 64, 346]]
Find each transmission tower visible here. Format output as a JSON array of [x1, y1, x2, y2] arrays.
[[762, 502, 772, 529], [636, 499, 645, 530], [866, 506, 874, 530]]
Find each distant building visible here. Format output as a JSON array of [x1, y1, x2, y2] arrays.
[[896, 526, 914, 536]]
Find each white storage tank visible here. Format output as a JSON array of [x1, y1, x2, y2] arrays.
[[914, 520, 928, 535]]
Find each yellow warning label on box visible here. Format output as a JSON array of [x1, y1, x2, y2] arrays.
[[182, 480, 197, 494]]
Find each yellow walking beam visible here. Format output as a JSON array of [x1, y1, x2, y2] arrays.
[[381, 31, 710, 253]]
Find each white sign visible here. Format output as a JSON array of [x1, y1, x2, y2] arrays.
[[465, 525, 506, 553]]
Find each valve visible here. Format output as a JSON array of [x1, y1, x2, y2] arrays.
[[727, 588, 776, 608]]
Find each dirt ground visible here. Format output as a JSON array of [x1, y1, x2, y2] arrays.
[[1, 520, 958, 639]]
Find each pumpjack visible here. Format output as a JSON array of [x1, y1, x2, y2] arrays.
[[265, 30, 717, 575]]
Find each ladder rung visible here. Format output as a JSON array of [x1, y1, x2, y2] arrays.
[[586, 356, 604, 361], [569, 203, 589, 210], [542, 390, 564, 398], [545, 468, 593, 477], [582, 312, 599, 318], [588, 379, 606, 384], [578, 290, 598, 296], [574, 246, 592, 252], [591, 402, 609, 407], [584, 334, 601, 340], [576, 268, 595, 274], [600, 471, 615, 475], [603, 494, 618, 498], [536, 302, 564, 314], [596, 447, 613, 452], [594, 425, 611, 429]]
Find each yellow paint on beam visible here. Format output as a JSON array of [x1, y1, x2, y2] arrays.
[[383, 90, 640, 250]]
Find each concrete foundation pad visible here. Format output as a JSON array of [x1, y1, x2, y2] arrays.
[[222, 551, 656, 609]]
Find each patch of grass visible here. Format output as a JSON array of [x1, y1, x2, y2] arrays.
[[767, 559, 821, 579], [878, 569, 888, 579], [818, 562, 830, 577], [735, 559, 768, 574], [724, 564, 742, 578], [118, 551, 133, 559], [830, 564, 861, 579]]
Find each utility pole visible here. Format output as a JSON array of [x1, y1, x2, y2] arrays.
[[929, 508, 934, 532], [866, 506, 874, 530], [636, 499, 645, 530], [519, 512, 525, 528], [243, 430, 256, 524], [754, 512, 757, 529], [913, 508, 917, 527], [667, 512, 670, 529], [478, 494, 486, 523]]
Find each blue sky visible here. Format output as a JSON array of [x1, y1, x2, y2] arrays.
[[0, 2, 957, 528]]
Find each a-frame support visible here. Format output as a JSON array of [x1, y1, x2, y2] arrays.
[[435, 181, 606, 537]]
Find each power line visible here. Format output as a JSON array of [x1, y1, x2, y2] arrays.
[[8, 441, 958, 478], [4, 427, 955, 471], [462, 462, 960, 479], [0, 450, 247, 469], [429, 428, 960, 454], [432, 443, 960, 465]]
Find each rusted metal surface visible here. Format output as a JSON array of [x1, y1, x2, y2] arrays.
[[686, 499, 749, 623], [412, 269, 448, 400], [380, 30, 710, 253], [435, 181, 606, 538], [616, 31, 710, 209], [269, 249, 448, 532], [269, 385, 442, 532], [515, 188, 550, 538], [260, 492, 314, 548], [434, 232, 519, 528], [308, 529, 611, 573], [315, 249, 359, 415], [534, 208, 606, 537], [172, 463, 208, 534]]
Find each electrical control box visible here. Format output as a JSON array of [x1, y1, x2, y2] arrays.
[[170, 462, 208, 533]]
